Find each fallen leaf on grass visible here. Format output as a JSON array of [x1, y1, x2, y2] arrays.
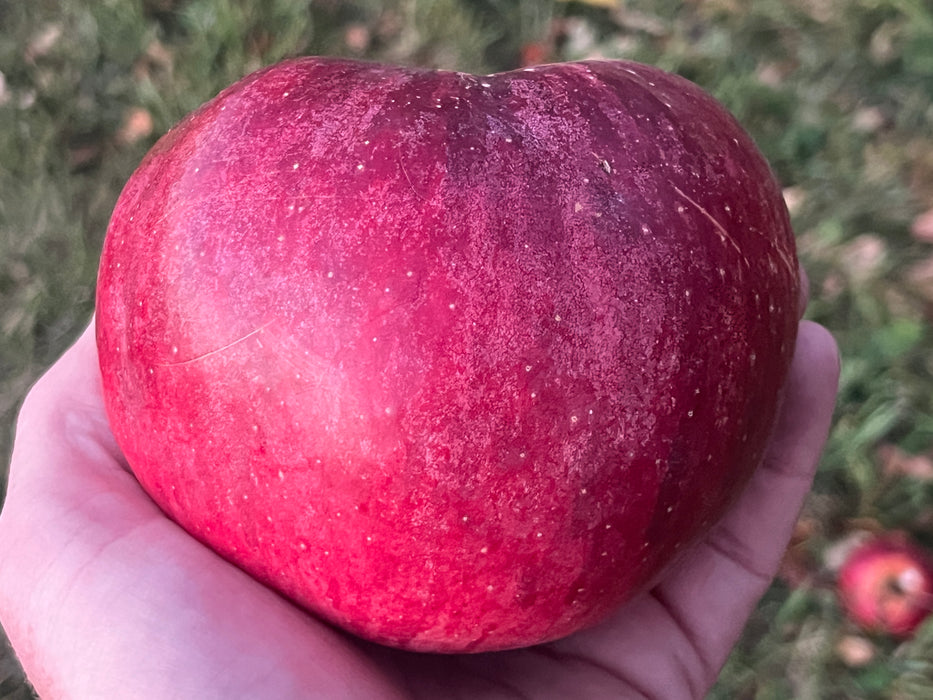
[[878, 444, 933, 481], [778, 517, 820, 588], [25, 23, 62, 62], [837, 634, 876, 667], [117, 107, 154, 145], [911, 208, 933, 243], [840, 234, 886, 281], [907, 255, 933, 304]]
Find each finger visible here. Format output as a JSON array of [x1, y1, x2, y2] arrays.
[[550, 321, 840, 699], [643, 320, 839, 684], [0, 322, 404, 699]]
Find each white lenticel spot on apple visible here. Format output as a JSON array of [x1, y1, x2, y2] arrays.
[[480, 546, 488, 554], [480, 82, 491, 88], [292, 162, 299, 170], [282, 91, 289, 97]]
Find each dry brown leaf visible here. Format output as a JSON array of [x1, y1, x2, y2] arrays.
[[907, 255, 933, 303], [117, 107, 154, 146], [878, 444, 933, 481], [344, 24, 371, 53], [840, 234, 886, 281], [836, 635, 876, 667], [911, 207, 933, 243], [778, 517, 820, 588], [25, 23, 62, 62], [557, 0, 620, 7]]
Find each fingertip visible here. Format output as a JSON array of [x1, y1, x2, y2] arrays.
[[795, 320, 841, 393]]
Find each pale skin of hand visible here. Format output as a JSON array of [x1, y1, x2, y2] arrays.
[[0, 300, 838, 699]]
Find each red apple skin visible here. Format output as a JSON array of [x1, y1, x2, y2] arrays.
[[838, 536, 933, 638], [96, 57, 799, 652]]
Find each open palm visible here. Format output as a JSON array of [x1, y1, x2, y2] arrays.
[[0, 313, 837, 700]]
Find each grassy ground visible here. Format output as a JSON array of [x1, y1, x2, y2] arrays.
[[2, 0, 933, 697]]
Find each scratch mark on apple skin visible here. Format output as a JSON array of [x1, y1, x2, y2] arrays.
[[156, 320, 276, 367], [670, 184, 746, 264], [398, 156, 430, 202], [672, 184, 796, 281]]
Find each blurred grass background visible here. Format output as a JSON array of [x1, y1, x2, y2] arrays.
[[2, 0, 933, 697]]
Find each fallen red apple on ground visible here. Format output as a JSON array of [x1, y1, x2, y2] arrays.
[[96, 57, 799, 652], [837, 535, 933, 638]]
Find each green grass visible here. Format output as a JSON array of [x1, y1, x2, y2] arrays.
[[2, 0, 933, 697]]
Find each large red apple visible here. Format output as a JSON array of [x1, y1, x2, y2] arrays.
[[96, 57, 799, 652]]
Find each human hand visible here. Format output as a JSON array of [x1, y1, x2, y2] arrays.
[[0, 312, 837, 699]]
